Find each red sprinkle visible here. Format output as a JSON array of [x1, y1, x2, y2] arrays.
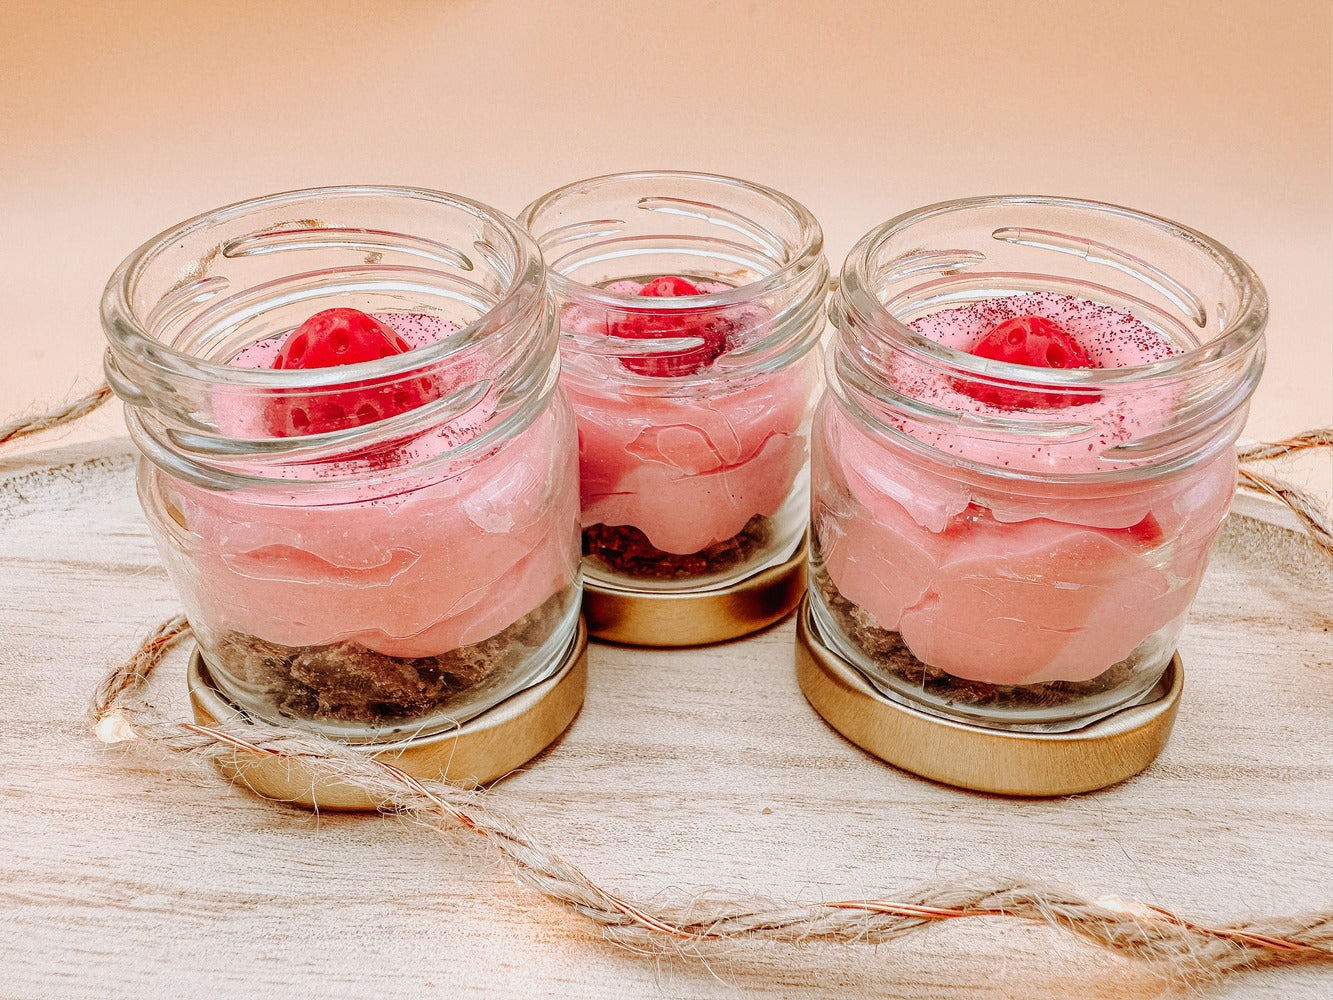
[[612, 275, 730, 377], [266, 308, 439, 437], [1123, 513, 1165, 548], [957, 314, 1099, 409]]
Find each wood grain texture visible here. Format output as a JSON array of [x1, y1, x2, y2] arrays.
[[0, 440, 1329, 1000]]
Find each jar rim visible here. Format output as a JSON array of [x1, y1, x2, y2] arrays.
[[837, 194, 1268, 387], [520, 169, 826, 311], [101, 184, 547, 389], [521, 170, 828, 391]]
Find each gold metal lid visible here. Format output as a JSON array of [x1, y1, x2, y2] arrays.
[[188, 618, 588, 811], [583, 537, 807, 647], [795, 597, 1182, 796]]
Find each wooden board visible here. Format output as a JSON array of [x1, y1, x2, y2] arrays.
[[0, 440, 1329, 999]]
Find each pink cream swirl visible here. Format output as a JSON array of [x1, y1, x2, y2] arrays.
[[816, 292, 1237, 684], [157, 313, 580, 658], [560, 280, 816, 555]]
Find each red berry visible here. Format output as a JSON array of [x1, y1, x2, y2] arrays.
[[612, 276, 729, 377], [638, 275, 702, 297], [972, 315, 1096, 369], [274, 307, 407, 370], [266, 308, 440, 437], [957, 314, 1099, 408]]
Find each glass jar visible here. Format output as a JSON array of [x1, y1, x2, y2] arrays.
[[102, 186, 582, 742], [519, 171, 827, 641], [811, 196, 1266, 731]]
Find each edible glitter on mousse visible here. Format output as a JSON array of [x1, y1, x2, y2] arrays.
[[231, 310, 455, 368], [888, 291, 1184, 474], [224, 311, 496, 484]]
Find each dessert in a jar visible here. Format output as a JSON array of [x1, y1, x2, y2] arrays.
[[102, 186, 582, 742], [811, 196, 1266, 731], [519, 171, 827, 645]]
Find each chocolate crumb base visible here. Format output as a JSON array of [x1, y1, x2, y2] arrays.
[[583, 515, 772, 579], [210, 588, 571, 725], [814, 572, 1136, 710]]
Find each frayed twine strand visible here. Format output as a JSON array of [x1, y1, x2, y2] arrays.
[[90, 616, 1333, 983], [1237, 430, 1333, 554], [4, 384, 1329, 555], [0, 383, 110, 447]]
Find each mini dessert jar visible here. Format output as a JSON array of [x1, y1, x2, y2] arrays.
[[101, 186, 584, 772], [519, 171, 828, 645], [806, 196, 1266, 745]]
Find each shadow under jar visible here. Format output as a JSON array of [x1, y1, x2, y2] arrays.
[[811, 196, 1266, 732], [102, 186, 582, 743], [520, 171, 827, 645]]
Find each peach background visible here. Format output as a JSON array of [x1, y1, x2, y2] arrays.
[[2, 0, 1329, 486]]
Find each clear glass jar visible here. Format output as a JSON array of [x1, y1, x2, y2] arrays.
[[102, 186, 582, 742], [519, 171, 827, 600], [811, 196, 1266, 731]]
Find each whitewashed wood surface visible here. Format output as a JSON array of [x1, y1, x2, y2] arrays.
[[0, 440, 1329, 1000]]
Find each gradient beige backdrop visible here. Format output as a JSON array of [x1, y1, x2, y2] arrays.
[[2, 0, 1329, 483]]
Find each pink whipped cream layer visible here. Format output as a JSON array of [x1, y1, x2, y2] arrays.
[[562, 279, 813, 555], [816, 292, 1236, 684], [161, 313, 579, 658]]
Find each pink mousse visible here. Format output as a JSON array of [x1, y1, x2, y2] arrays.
[[562, 279, 813, 555], [163, 313, 579, 658], [816, 292, 1236, 684]]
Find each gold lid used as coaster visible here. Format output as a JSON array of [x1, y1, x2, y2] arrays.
[[583, 538, 807, 647], [188, 618, 588, 811], [795, 597, 1182, 796]]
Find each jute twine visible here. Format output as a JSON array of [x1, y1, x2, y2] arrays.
[[1236, 429, 1333, 553], [0, 382, 111, 448], [8, 383, 1333, 984], [91, 616, 1333, 983]]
